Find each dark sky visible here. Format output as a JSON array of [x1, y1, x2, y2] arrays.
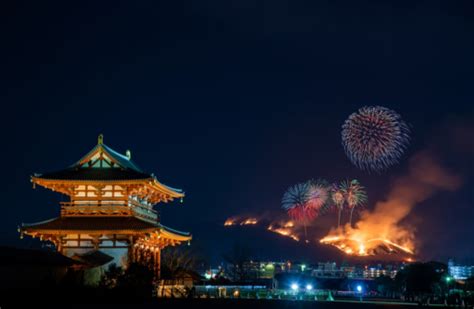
[[1, 0, 473, 263]]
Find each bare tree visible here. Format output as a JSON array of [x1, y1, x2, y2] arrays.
[[223, 243, 252, 282]]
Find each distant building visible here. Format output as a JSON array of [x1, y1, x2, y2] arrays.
[[363, 267, 397, 279], [448, 259, 474, 280], [312, 262, 344, 278]]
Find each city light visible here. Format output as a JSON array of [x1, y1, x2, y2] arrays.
[[306, 284, 313, 291], [291, 283, 299, 291]]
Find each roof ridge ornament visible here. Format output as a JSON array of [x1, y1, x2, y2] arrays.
[[98, 134, 104, 145]]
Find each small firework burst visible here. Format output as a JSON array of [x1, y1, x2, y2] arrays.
[[342, 106, 410, 172], [340, 179, 367, 226], [331, 183, 346, 228], [306, 179, 330, 216]]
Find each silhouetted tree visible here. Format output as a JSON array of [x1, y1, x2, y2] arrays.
[[116, 263, 154, 300], [395, 262, 441, 297], [99, 263, 123, 288], [159, 247, 202, 298], [161, 247, 197, 280], [464, 277, 474, 292], [375, 275, 396, 297], [223, 243, 252, 282]]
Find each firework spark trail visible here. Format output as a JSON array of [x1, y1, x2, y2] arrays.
[[331, 184, 345, 228], [342, 106, 410, 172], [340, 179, 367, 226], [320, 151, 462, 256]]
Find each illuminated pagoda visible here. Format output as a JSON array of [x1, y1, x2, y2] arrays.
[[19, 134, 191, 278]]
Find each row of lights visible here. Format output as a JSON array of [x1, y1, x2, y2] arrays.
[[291, 283, 363, 294], [290, 283, 313, 291]]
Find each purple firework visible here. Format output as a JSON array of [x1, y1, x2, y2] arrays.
[[342, 106, 410, 172]]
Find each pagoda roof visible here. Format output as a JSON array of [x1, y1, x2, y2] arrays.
[[35, 167, 151, 181], [0, 246, 80, 267], [21, 216, 191, 241], [71, 250, 114, 267], [31, 134, 184, 199]]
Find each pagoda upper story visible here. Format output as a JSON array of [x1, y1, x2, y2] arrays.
[[31, 134, 184, 223]]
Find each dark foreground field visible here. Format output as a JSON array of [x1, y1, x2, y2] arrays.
[[0, 288, 450, 308], [1, 297, 449, 309], [72, 299, 446, 309]]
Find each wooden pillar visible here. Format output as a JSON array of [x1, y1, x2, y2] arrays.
[[136, 247, 141, 264], [56, 236, 63, 254], [155, 248, 161, 279], [91, 236, 100, 250], [128, 240, 135, 264]]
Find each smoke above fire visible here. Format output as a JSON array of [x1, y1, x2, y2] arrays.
[[321, 151, 463, 256]]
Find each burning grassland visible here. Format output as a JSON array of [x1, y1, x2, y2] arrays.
[[267, 220, 299, 242], [224, 217, 258, 226], [320, 151, 462, 257], [224, 216, 301, 242]]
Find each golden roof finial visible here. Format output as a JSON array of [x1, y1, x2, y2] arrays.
[[98, 134, 104, 145]]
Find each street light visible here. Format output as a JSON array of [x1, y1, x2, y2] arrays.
[[306, 284, 313, 291], [356, 285, 363, 302], [291, 283, 299, 291]]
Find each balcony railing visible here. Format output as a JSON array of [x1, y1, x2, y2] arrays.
[[60, 202, 158, 221]]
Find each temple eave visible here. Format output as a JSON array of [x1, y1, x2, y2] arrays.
[[31, 177, 185, 202], [22, 229, 191, 242], [20, 216, 191, 242]]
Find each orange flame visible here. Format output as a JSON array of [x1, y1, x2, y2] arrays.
[[224, 218, 236, 226], [320, 234, 413, 256], [320, 151, 462, 258], [240, 218, 258, 225], [224, 217, 258, 226], [268, 221, 299, 242]]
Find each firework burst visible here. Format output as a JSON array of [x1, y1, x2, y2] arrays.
[[331, 183, 345, 228], [306, 179, 330, 216], [340, 179, 367, 226], [281, 182, 314, 221], [342, 106, 410, 172]]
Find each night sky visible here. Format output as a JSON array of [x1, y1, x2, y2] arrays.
[[1, 1, 473, 263]]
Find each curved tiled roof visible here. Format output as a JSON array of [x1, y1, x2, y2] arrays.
[[35, 167, 152, 181], [23, 216, 159, 231], [22, 216, 192, 238], [32, 137, 184, 198]]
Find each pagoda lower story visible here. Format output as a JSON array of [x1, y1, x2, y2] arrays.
[[21, 216, 191, 277], [19, 135, 191, 279]]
